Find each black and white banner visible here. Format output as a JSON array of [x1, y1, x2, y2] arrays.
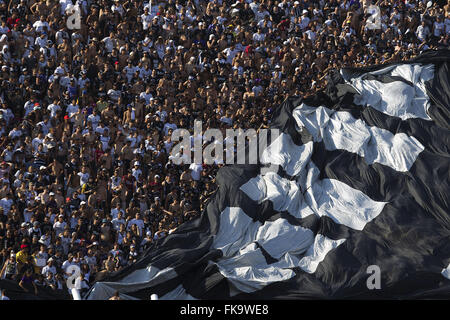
[[84, 50, 450, 300]]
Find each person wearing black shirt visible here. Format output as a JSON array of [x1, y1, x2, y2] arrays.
[[240, 2, 254, 23], [69, 192, 81, 213], [2, 229, 16, 251]]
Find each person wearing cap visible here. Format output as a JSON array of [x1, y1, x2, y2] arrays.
[[127, 244, 139, 264], [61, 253, 76, 276], [28, 221, 42, 240], [53, 214, 67, 237], [140, 230, 153, 251], [131, 161, 142, 181], [19, 222, 29, 237], [41, 257, 57, 278], [15, 242, 30, 274]]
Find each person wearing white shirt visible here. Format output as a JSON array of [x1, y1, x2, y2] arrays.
[[8, 128, 22, 139], [23, 206, 34, 223], [47, 100, 61, 118], [42, 259, 57, 277], [127, 213, 145, 234], [223, 45, 240, 64], [83, 250, 97, 272], [36, 118, 51, 135], [123, 63, 137, 83], [111, 211, 126, 230], [163, 122, 177, 136], [24, 99, 38, 117], [32, 16, 50, 33], [111, 0, 124, 16], [141, 7, 153, 30], [156, 108, 167, 123], [55, 28, 68, 46], [139, 90, 153, 104], [102, 32, 116, 53], [416, 21, 430, 42], [305, 26, 317, 42], [433, 17, 445, 37], [132, 162, 142, 181], [139, 65, 152, 80], [0, 107, 13, 125], [53, 215, 67, 237], [0, 21, 9, 34], [99, 133, 110, 151], [189, 163, 202, 181], [78, 73, 90, 92], [299, 10, 310, 30], [34, 33, 48, 48], [77, 168, 89, 186], [253, 28, 266, 42], [66, 101, 79, 118], [87, 110, 100, 128], [254, 6, 269, 22], [0, 194, 13, 215], [61, 254, 76, 276]]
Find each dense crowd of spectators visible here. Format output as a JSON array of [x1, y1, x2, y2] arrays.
[[0, 0, 448, 298]]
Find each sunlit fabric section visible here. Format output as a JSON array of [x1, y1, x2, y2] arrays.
[[343, 63, 435, 121], [292, 104, 425, 172]]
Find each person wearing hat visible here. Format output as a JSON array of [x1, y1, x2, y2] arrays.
[[19, 222, 29, 237], [131, 161, 142, 181], [28, 221, 42, 240], [15, 242, 30, 274], [299, 9, 310, 30], [140, 230, 153, 251], [53, 214, 67, 237], [41, 257, 56, 277], [127, 241, 139, 261]]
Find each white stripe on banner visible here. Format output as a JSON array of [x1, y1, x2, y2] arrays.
[[298, 234, 346, 274], [240, 172, 315, 219], [86, 266, 178, 299], [216, 243, 297, 294], [305, 162, 387, 231], [255, 218, 315, 259], [292, 104, 425, 172], [214, 208, 315, 294], [442, 264, 450, 280], [213, 207, 314, 261], [212, 207, 262, 258], [343, 63, 435, 121], [240, 168, 387, 231], [260, 132, 314, 177]]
